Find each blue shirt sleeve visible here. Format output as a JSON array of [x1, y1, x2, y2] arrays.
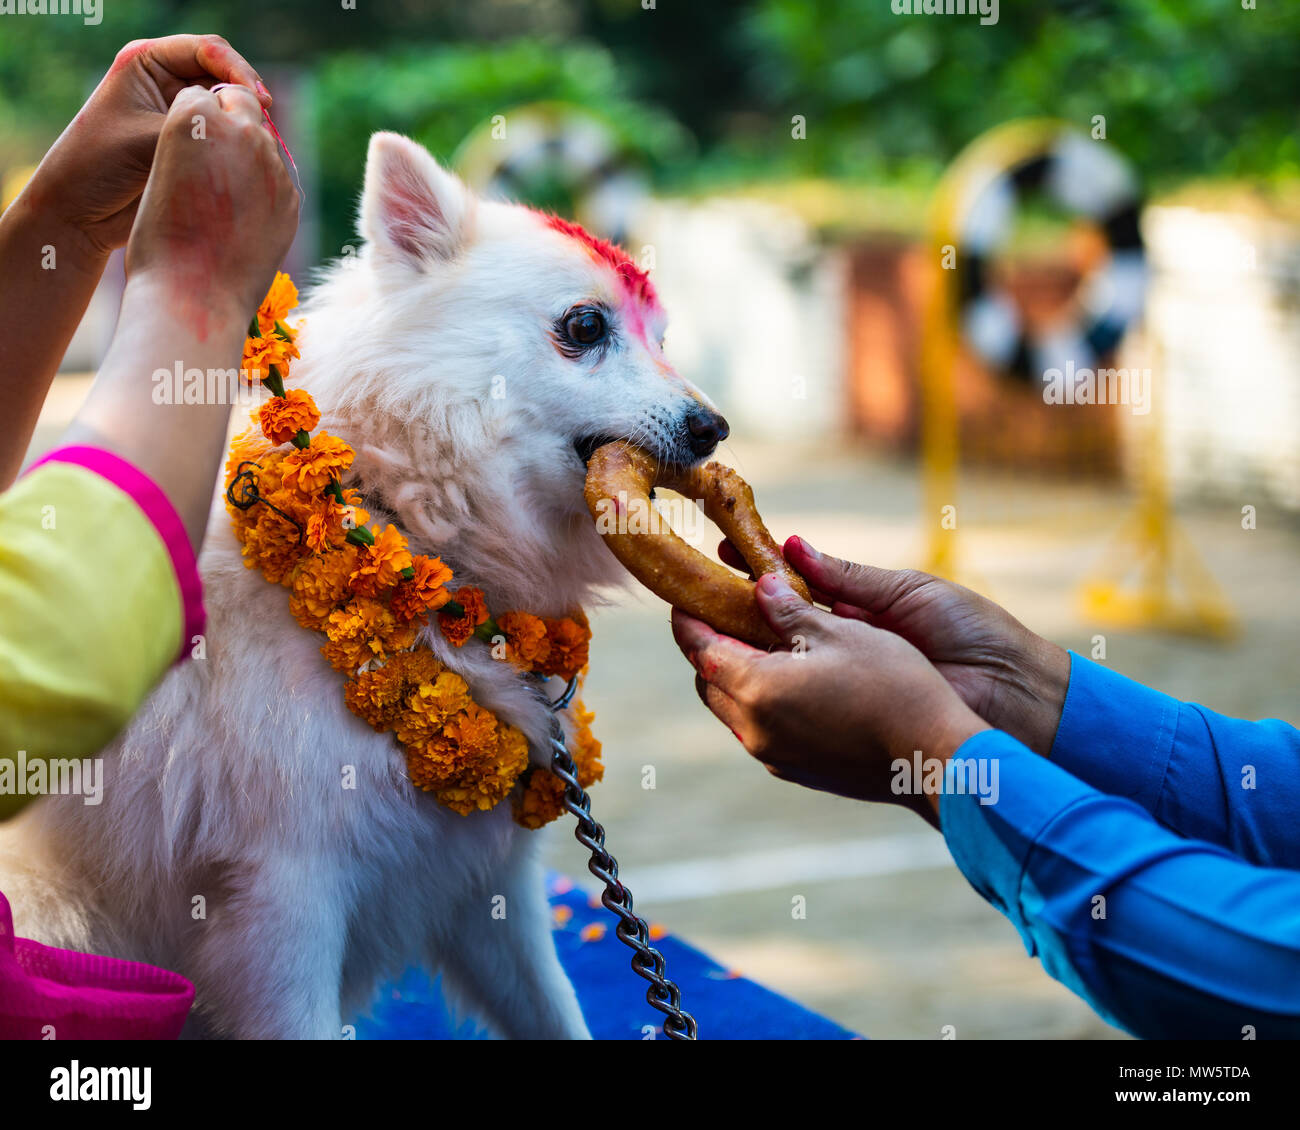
[[1050, 652, 1300, 869], [940, 729, 1300, 1039]]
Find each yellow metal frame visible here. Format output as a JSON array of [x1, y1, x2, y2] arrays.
[[1077, 337, 1236, 639], [922, 118, 1069, 581], [920, 119, 1235, 638]]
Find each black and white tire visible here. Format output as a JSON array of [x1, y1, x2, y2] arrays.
[[459, 105, 647, 246], [957, 131, 1146, 382]]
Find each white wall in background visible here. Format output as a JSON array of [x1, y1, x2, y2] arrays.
[[640, 198, 847, 444], [1141, 206, 1300, 511]]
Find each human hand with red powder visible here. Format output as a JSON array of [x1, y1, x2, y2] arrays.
[[61, 81, 299, 551], [673, 535, 1080, 825], [775, 537, 1072, 758], [0, 35, 275, 487], [21, 35, 272, 261], [124, 81, 299, 328], [671, 567, 988, 827], [711, 536, 1072, 759]]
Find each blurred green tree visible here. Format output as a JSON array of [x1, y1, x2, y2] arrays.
[[0, 0, 1296, 257]]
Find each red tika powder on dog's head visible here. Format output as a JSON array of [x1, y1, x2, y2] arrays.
[[542, 214, 658, 310]]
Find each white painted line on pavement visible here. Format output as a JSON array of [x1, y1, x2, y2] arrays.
[[624, 831, 955, 904]]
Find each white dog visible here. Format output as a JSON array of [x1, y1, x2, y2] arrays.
[[0, 133, 728, 1039]]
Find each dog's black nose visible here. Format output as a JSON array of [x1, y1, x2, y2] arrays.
[[685, 407, 730, 457]]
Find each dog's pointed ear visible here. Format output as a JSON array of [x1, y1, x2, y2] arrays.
[[360, 132, 470, 268]]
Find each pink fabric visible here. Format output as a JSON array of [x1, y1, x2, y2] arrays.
[[28, 445, 205, 658], [3, 445, 202, 1037], [0, 892, 193, 1039]]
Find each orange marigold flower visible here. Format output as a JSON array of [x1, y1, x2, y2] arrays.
[[513, 698, 600, 829], [390, 554, 454, 623], [387, 647, 444, 687], [435, 710, 529, 815], [225, 421, 272, 485], [405, 734, 462, 793], [498, 722, 530, 775], [281, 432, 354, 496], [303, 489, 371, 553], [513, 766, 565, 830], [393, 706, 438, 749], [225, 426, 280, 536], [238, 504, 307, 585], [499, 611, 551, 671], [349, 524, 413, 597], [257, 271, 299, 335], [304, 511, 333, 553], [382, 619, 421, 654], [393, 671, 473, 748], [231, 445, 288, 502], [444, 702, 499, 758], [572, 698, 604, 789], [321, 598, 396, 672], [344, 662, 409, 731], [258, 388, 320, 445], [321, 638, 366, 673], [242, 333, 301, 383], [264, 484, 319, 541], [437, 586, 489, 647], [341, 489, 371, 529], [538, 616, 591, 680], [406, 671, 472, 725], [288, 546, 358, 630]]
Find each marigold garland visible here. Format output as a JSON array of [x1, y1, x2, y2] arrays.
[[226, 273, 598, 824]]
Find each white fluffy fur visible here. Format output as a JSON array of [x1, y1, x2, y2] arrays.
[[0, 133, 719, 1039]]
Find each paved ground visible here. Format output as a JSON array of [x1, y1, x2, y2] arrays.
[[31, 381, 1299, 1039]]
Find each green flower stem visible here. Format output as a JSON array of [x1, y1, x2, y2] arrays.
[[346, 526, 376, 547], [474, 618, 501, 644], [263, 366, 286, 398], [400, 565, 416, 580], [292, 429, 311, 449]]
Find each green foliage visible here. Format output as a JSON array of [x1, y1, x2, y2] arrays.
[[307, 39, 688, 258], [0, 0, 1296, 254], [738, 0, 1300, 188]]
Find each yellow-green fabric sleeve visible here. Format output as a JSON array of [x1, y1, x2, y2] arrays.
[[0, 462, 182, 820]]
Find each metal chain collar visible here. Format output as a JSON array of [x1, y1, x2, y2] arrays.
[[545, 675, 698, 1041]]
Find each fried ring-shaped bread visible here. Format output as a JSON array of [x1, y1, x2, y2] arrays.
[[585, 441, 811, 646]]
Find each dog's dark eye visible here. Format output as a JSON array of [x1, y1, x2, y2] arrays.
[[564, 308, 607, 347]]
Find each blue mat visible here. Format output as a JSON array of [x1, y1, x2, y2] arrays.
[[354, 873, 859, 1040]]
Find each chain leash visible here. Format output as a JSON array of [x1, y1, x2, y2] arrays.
[[544, 676, 698, 1041]]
